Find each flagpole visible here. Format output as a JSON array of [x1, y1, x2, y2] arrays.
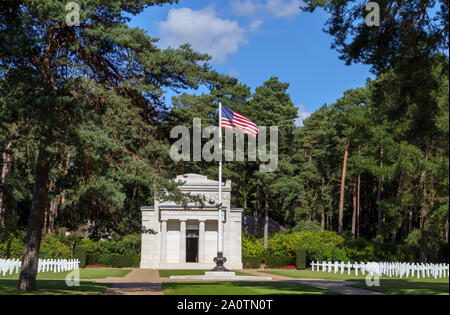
[[213, 102, 227, 271], [218, 101, 223, 254]]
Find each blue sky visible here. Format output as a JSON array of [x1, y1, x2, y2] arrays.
[[128, 0, 374, 125]]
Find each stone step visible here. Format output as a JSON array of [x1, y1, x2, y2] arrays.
[[170, 272, 272, 281]]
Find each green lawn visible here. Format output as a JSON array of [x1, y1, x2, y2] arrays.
[[0, 279, 110, 295], [349, 278, 450, 295], [0, 268, 132, 280], [261, 269, 449, 295], [159, 269, 254, 277], [262, 269, 377, 280], [163, 281, 339, 295], [0, 268, 131, 295]]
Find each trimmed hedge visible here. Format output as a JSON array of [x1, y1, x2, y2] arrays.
[[242, 256, 262, 269], [110, 255, 140, 268], [86, 254, 99, 266], [86, 254, 140, 267], [74, 247, 87, 268], [264, 256, 296, 268], [86, 254, 110, 266], [295, 250, 306, 270]]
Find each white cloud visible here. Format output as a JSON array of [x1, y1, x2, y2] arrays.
[[266, 0, 303, 18], [158, 7, 247, 62], [157, 2, 303, 63], [249, 19, 264, 31], [295, 105, 311, 127], [230, 0, 265, 17], [230, 0, 303, 19]]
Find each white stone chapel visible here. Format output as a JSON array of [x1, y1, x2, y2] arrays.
[[140, 174, 243, 269]]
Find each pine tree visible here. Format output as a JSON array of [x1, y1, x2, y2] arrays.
[[0, 1, 216, 291]]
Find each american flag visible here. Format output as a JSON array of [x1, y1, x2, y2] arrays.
[[221, 105, 258, 136]]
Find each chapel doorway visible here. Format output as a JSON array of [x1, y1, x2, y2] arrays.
[[186, 230, 199, 262]]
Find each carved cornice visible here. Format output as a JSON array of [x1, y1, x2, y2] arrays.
[[159, 210, 226, 222]]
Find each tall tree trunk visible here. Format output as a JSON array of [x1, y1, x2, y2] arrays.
[[391, 173, 404, 245], [321, 209, 325, 231], [43, 206, 48, 234], [243, 177, 247, 213], [445, 219, 448, 244], [0, 141, 12, 227], [18, 142, 51, 291], [243, 176, 248, 234], [47, 194, 61, 235], [356, 145, 361, 238], [419, 165, 428, 262], [419, 169, 428, 230], [408, 210, 413, 233], [254, 185, 260, 236], [129, 182, 137, 218], [351, 182, 357, 238], [356, 174, 361, 238], [320, 177, 326, 231], [338, 139, 350, 235], [377, 147, 384, 242], [264, 184, 269, 249], [47, 149, 71, 235]]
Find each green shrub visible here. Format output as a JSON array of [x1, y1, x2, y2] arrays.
[[77, 234, 141, 265], [86, 253, 140, 267], [242, 234, 264, 257], [0, 236, 24, 259], [242, 256, 262, 269], [295, 250, 306, 270], [265, 232, 302, 257], [119, 234, 141, 255], [39, 235, 72, 259], [393, 244, 419, 262], [293, 220, 321, 232], [295, 231, 348, 262], [74, 247, 87, 268], [86, 234, 141, 257], [0, 234, 141, 262], [343, 237, 377, 262], [77, 238, 99, 255], [267, 231, 348, 262], [86, 254, 98, 265], [86, 253, 113, 266], [264, 256, 296, 267], [110, 255, 140, 268], [1, 234, 73, 260]]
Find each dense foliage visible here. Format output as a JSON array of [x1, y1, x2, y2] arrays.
[[0, 233, 140, 260], [261, 231, 348, 262], [243, 230, 437, 263]]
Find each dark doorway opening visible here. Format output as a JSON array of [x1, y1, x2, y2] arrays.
[[186, 230, 199, 263]]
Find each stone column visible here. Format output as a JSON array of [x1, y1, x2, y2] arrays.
[[160, 220, 167, 264], [198, 219, 206, 263], [179, 220, 187, 263]]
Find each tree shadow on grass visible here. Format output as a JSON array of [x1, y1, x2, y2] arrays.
[[163, 281, 339, 295], [0, 279, 110, 295], [348, 278, 449, 295]]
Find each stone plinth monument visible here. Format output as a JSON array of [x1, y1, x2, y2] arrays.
[[140, 174, 243, 270]]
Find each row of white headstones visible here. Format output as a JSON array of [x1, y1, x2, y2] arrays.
[[311, 261, 449, 279], [0, 259, 80, 276]]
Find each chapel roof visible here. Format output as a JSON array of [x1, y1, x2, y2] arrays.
[[175, 173, 230, 187]]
